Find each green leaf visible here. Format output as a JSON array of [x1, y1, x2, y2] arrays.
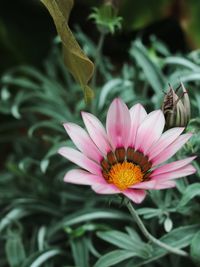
[[97, 230, 135, 250], [49, 210, 130, 236], [130, 40, 166, 95], [137, 207, 162, 219], [40, 159, 49, 173], [190, 231, 200, 264], [70, 237, 89, 267], [159, 224, 198, 249], [97, 230, 150, 257], [37, 226, 47, 251], [167, 68, 200, 85], [23, 106, 67, 121], [22, 249, 62, 267], [98, 78, 124, 109], [94, 249, 137, 267], [5, 232, 26, 267], [28, 120, 63, 138], [40, 0, 94, 103], [0, 208, 29, 232], [1, 86, 10, 100], [163, 56, 200, 71], [1, 75, 40, 90], [178, 183, 200, 207], [126, 224, 199, 266]]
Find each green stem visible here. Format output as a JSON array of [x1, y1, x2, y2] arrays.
[[91, 31, 106, 90], [125, 199, 188, 257]]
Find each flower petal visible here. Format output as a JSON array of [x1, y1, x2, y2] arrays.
[[148, 127, 184, 160], [151, 156, 196, 176], [150, 180, 176, 189], [91, 184, 120, 194], [150, 164, 196, 181], [151, 133, 192, 166], [134, 110, 165, 154], [63, 122, 102, 162], [130, 179, 157, 189], [128, 103, 147, 147], [106, 98, 131, 149], [81, 111, 112, 155], [123, 189, 146, 203], [64, 169, 105, 185], [130, 178, 178, 190], [58, 147, 101, 175]]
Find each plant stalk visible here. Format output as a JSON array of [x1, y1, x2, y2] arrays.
[[125, 199, 188, 257], [91, 31, 106, 90]]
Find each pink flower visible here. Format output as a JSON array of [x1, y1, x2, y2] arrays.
[[58, 98, 196, 203]]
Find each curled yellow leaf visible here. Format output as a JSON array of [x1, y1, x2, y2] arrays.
[[40, 0, 94, 102]]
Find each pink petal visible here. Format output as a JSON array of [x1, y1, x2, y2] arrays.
[[64, 169, 105, 185], [134, 110, 165, 154], [91, 184, 120, 194], [123, 189, 146, 203], [150, 164, 196, 181], [106, 98, 131, 149], [148, 127, 184, 160], [130, 179, 157, 189], [151, 156, 196, 176], [151, 133, 192, 166], [63, 123, 102, 162], [58, 147, 101, 175], [128, 104, 147, 147], [81, 112, 111, 155], [130, 178, 178, 190], [151, 180, 176, 189]]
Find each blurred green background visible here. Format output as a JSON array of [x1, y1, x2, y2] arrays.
[[0, 1, 200, 267]]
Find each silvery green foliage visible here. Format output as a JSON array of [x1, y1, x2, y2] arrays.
[[0, 34, 200, 267]]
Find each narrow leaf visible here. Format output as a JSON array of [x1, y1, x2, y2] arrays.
[[0, 209, 29, 232], [49, 210, 130, 236], [6, 233, 26, 267], [94, 249, 137, 267], [130, 40, 166, 94], [22, 249, 62, 267], [164, 56, 200, 71], [190, 231, 200, 264], [97, 230, 149, 257], [70, 237, 89, 267], [125, 224, 199, 267], [178, 183, 200, 207]]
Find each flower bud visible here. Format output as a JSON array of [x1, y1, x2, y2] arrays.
[[162, 83, 191, 129], [89, 3, 122, 34]]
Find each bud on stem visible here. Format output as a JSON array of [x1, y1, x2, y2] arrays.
[[162, 83, 191, 129]]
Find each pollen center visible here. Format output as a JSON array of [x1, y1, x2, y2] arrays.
[[106, 162, 144, 191]]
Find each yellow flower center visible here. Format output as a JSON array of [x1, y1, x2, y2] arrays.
[[106, 162, 144, 191]]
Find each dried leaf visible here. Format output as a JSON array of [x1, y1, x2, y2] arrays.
[[40, 0, 94, 103]]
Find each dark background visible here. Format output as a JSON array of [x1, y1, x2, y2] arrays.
[[0, 0, 189, 74]]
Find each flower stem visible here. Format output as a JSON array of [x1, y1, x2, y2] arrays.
[[91, 31, 105, 90], [125, 199, 188, 257]]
